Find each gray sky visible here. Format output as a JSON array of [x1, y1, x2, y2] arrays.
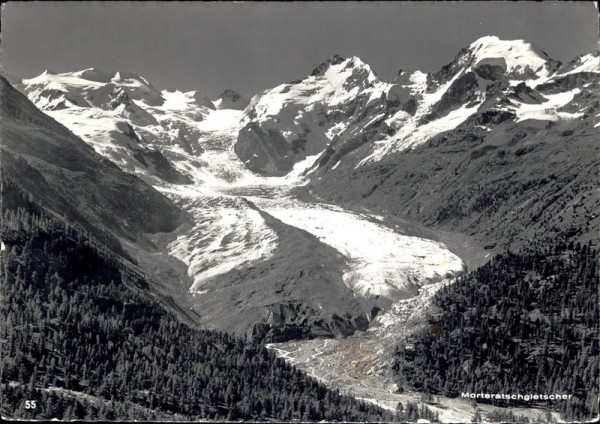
[[2, 1, 598, 98]]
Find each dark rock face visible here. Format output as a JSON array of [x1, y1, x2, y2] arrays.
[[109, 87, 131, 109], [235, 125, 297, 175], [473, 57, 507, 80], [538, 72, 599, 94], [133, 150, 193, 184], [220, 89, 243, 102], [464, 110, 516, 127], [311, 54, 346, 76], [191, 91, 216, 110], [509, 82, 546, 104], [318, 116, 387, 171], [422, 72, 479, 123], [234, 123, 308, 176], [386, 84, 420, 115], [427, 46, 471, 88], [249, 304, 372, 343]]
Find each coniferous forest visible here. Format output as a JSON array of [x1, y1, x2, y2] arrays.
[[393, 241, 599, 421], [0, 177, 403, 422]]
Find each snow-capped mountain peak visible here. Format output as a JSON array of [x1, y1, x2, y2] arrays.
[[427, 35, 560, 92], [235, 37, 598, 175], [234, 54, 391, 175], [468, 35, 550, 72], [17, 36, 598, 184], [71, 67, 115, 83], [19, 67, 225, 184], [22, 67, 167, 109], [322, 55, 382, 95]]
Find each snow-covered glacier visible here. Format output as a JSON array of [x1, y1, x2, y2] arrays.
[[18, 64, 465, 304], [155, 103, 464, 301]]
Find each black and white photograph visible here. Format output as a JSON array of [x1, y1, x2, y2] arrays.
[[1, 1, 598, 422]]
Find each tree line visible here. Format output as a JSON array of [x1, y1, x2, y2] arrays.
[[2, 177, 403, 421]]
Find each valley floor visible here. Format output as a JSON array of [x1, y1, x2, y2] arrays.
[[266, 286, 563, 423]]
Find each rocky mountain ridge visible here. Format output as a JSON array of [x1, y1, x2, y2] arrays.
[[306, 40, 599, 253], [18, 68, 221, 185]]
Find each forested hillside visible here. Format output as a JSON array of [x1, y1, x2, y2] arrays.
[[0, 177, 394, 422], [393, 242, 599, 421]]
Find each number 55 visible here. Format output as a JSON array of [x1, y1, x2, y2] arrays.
[[25, 400, 37, 409]]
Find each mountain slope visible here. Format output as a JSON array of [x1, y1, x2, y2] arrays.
[[310, 82, 599, 253], [0, 76, 197, 322], [235, 55, 392, 175], [236, 36, 597, 183], [0, 184, 393, 422], [307, 39, 599, 253], [0, 76, 188, 251], [19, 69, 217, 185]]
